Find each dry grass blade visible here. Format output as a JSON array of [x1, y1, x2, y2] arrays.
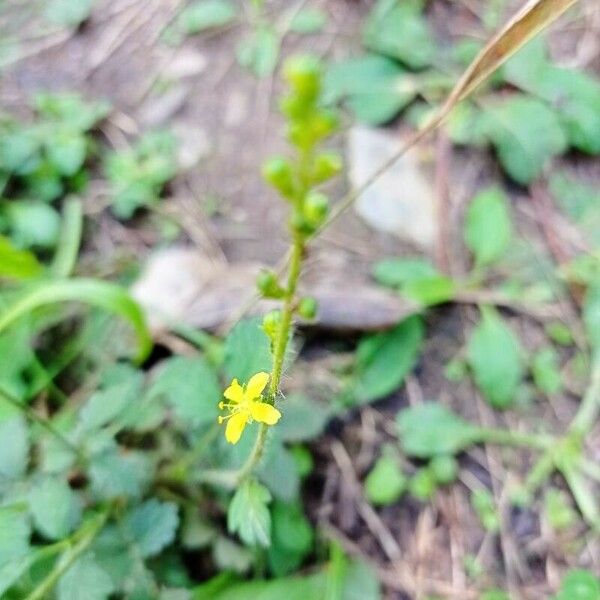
[[324, 0, 580, 227]]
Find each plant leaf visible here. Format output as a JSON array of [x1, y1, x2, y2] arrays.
[[223, 317, 273, 383], [0, 415, 29, 479], [467, 307, 525, 408], [290, 8, 327, 34], [228, 478, 272, 548], [0, 235, 43, 280], [0, 505, 30, 566], [29, 477, 82, 540], [355, 316, 424, 403], [57, 554, 115, 600], [464, 187, 513, 267], [0, 278, 152, 362], [178, 0, 236, 34], [123, 499, 179, 558], [397, 402, 480, 458]]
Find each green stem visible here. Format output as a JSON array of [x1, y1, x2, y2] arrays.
[[25, 509, 110, 600], [236, 235, 305, 483], [478, 427, 552, 451]]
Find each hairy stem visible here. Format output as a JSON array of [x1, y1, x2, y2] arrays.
[[237, 235, 305, 483]]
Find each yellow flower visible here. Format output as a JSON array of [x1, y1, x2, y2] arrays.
[[218, 372, 281, 444]]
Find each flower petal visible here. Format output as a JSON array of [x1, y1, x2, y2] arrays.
[[245, 372, 270, 401], [224, 379, 244, 403], [250, 402, 281, 425], [225, 412, 248, 444]]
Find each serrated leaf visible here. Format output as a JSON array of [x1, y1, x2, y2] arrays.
[[149, 356, 220, 427], [29, 477, 81, 540], [3, 200, 61, 249], [0, 415, 29, 479], [471, 488, 500, 532], [88, 450, 152, 500], [397, 402, 480, 458], [80, 375, 142, 432], [57, 554, 115, 600], [223, 317, 272, 383], [446, 102, 490, 147], [467, 307, 525, 408], [482, 95, 567, 185], [363, 0, 435, 69], [355, 316, 424, 403], [325, 55, 415, 125], [464, 187, 512, 267], [124, 499, 179, 558], [258, 439, 300, 503], [178, 0, 236, 34], [228, 478, 272, 548], [0, 505, 30, 566]]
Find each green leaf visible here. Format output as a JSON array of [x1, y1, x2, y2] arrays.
[[46, 130, 87, 176], [482, 95, 567, 185], [276, 393, 329, 442], [355, 316, 424, 403], [237, 27, 279, 78], [223, 317, 272, 383], [445, 102, 490, 147], [88, 450, 152, 500], [80, 375, 142, 432], [0, 415, 29, 478], [178, 0, 236, 34], [325, 55, 415, 125], [342, 560, 381, 600], [149, 356, 220, 427], [363, 0, 435, 69], [372, 257, 438, 288], [408, 467, 437, 500], [531, 347, 563, 395], [194, 573, 327, 600], [545, 321, 574, 347], [584, 281, 600, 356], [403, 275, 456, 306], [0, 235, 43, 280], [544, 488, 576, 530], [464, 187, 512, 268], [0, 505, 30, 566], [45, 0, 93, 26], [290, 8, 327, 34], [467, 307, 525, 409], [3, 201, 61, 249], [556, 570, 600, 600], [123, 499, 179, 558], [268, 501, 313, 576], [397, 402, 480, 459], [57, 554, 115, 600], [0, 127, 40, 173], [29, 477, 81, 540], [34, 93, 110, 131], [0, 278, 152, 362], [364, 452, 407, 506], [228, 478, 272, 548], [471, 488, 500, 533]]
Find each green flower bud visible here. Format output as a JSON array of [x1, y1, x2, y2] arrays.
[[257, 270, 285, 299], [262, 157, 296, 199], [429, 455, 459, 485], [262, 310, 282, 341], [289, 211, 315, 235], [298, 296, 318, 320], [283, 55, 322, 101], [303, 191, 329, 226], [310, 110, 339, 141], [280, 94, 311, 121], [312, 152, 343, 184]]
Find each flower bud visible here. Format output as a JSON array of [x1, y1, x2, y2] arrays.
[[303, 191, 329, 226], [283, 55, 322, 101], [257, 270, 285, 299], [298, 296, 318, 320], [262, 157, 296, 199], [262, 310, 282, 341], [289, 211, 315, 235], [312, 152, 343, 184]]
